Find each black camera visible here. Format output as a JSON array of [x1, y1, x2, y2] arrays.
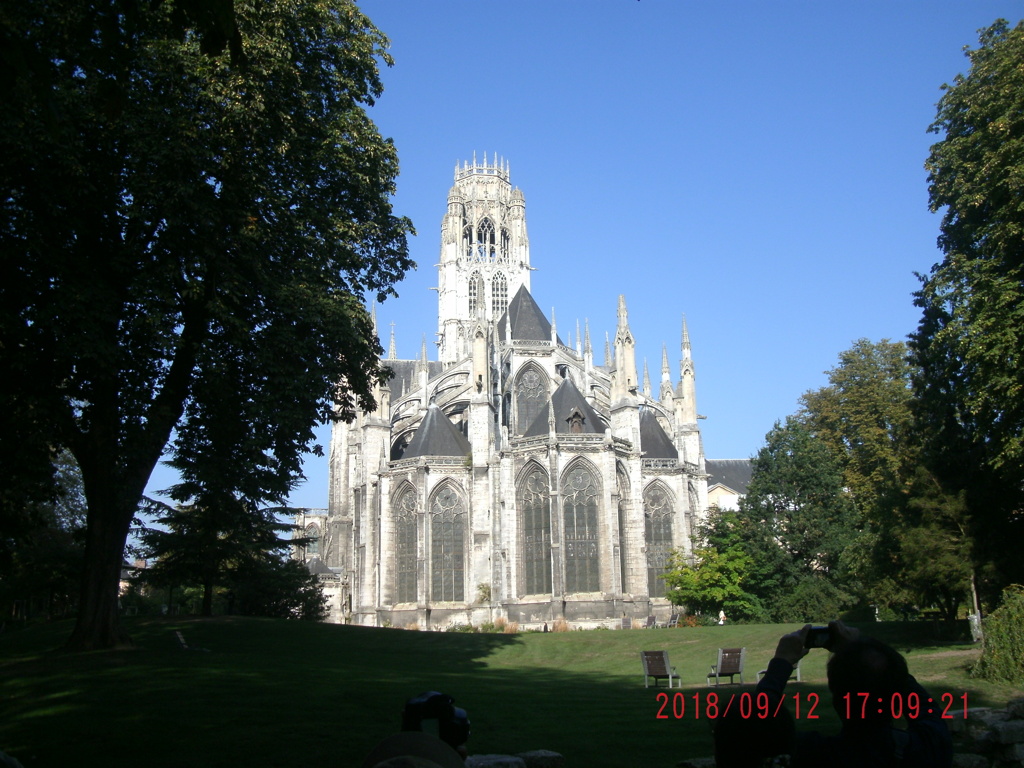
[[401, 691, 470, 751], [805, 625, 832, 649]]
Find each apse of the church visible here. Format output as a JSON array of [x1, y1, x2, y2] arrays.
[[303, 155, 710, 628]]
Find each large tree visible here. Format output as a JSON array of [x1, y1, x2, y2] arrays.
[[911, 18, 1024, 596], [735, 417, 861, 622], [0, 0, 413, 649]]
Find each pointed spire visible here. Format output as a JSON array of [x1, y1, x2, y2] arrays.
[[605, 332, 612, 366], [388, 321, 397, 360], [682, 315, 692, 360], [584, 319, 592, 356], [575, 319, 582, 355], [421, 334, 428, 363], [643, 359, 651, 397], [551, 306, 557, 344], [661, 344, 671, 381]]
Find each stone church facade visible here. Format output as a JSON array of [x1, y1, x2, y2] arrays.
[[295, 156, 709, 628]]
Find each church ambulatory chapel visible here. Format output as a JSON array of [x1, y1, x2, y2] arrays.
[[295, 156, 710, 628]]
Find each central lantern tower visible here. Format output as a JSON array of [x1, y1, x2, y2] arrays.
[[437, 153, 531, 365]]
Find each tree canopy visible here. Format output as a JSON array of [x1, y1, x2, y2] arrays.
[[911, 18, 1024, 595], [0, 0, 412, 649]]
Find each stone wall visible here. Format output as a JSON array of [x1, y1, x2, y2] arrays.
[[952, 698, 1024, 767]]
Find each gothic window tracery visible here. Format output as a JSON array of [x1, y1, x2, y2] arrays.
[[477, 218, 495, 261], [395, 487, 418, 603], [518, 467, 551, 595], [492, 273, 508, 318], [644, 483, 674, 598], [430, 484, 466, 602], [514, 366, 547, 435], [463, 225, 473, 259], [563, 463, 600, 593]]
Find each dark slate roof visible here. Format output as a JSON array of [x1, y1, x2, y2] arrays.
[[306, 558, 334, 576], [383, 359, 444, 398], [497, 285, 564, 344], [523, 376, 609, 437], [705, 459, 753, 494], [639, 408, 678, 459], [402, 403, 471, 458]]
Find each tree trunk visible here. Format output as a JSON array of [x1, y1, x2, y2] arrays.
[[202, 577, 214, 616], [66, 500, 136, 650]]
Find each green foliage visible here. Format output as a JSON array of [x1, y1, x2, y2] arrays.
[[230, 555, 327, 621], [973, 585, 1024, 684], [663, 544, 761, 621], [138, 496, 324, 619], [911, 19, 1024, 595], [0, 452, 87, 621], [799, 339, 913, 516], [0, 0, 412, 648], [715, 418, 860, 622]]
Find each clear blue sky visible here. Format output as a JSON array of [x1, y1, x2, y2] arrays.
[[146, 1, 1023, 510]]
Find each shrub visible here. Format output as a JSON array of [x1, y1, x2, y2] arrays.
[[445, 623, 477, 633], [494, 615, 508, 631], [972, 585, 1024, 684], [503, 621, 519, 634], [552, 618, 570, 632]]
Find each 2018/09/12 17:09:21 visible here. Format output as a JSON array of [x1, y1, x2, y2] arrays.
[[655, 691, 969, 721]]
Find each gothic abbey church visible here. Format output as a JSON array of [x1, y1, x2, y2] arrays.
[[295, 156, 711, 628]]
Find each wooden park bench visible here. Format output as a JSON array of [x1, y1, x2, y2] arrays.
[[641, 650, 679, 688], [757, 660, 802, 683], [620, 616, 632, 630], [644, 615, 657, 629], [707, 647, 745, 686]]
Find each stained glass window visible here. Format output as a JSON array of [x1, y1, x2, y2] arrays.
[[430, 485, 465, 602], [515, 366, 546, 435], [644, 483, 674, 597], [563, 464, 600, 592], [395, 488, 418, 603], [519, 468, 551, 595]]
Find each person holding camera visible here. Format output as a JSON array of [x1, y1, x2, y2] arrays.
[[748, 620, 952, 767]]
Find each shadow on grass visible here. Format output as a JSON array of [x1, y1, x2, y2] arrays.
[[0, 618, 1018, 768]]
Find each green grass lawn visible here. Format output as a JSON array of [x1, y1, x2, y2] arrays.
[[1, 618, 1020, 767]]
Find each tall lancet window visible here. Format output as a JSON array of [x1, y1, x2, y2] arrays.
[[563, 464, 600, 593], [477, 218, 495, 261], [492, 273, 508, 318], [395, 488, 418, 603], [644, 483, 674, 597], [514, 365, 546, 435], [468, 271, 481, 316], [430, 485, 466, 602], [463, 225, 473, 259], [519, 467, 552, 595]]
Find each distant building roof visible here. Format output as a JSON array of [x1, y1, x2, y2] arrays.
[[705, 459, 753, 495], [402, 403, 471, 458]]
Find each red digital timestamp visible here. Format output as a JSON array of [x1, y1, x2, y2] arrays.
[[843, 692, 969, 720], [655, 691, 822, 720]]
